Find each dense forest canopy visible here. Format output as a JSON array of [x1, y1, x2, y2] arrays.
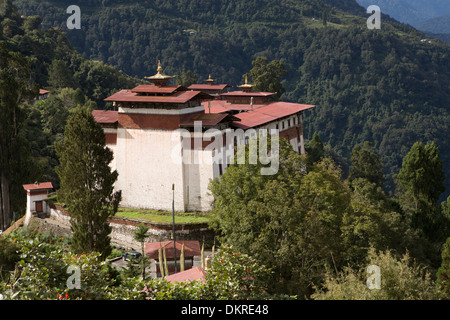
[[11, 0, 450, 199]]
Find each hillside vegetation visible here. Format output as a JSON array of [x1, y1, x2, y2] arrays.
[[12, 0, 450, 197], [356, 0, 450, 26], [417, 14, 450, 34], [0, 0, 138, 209]]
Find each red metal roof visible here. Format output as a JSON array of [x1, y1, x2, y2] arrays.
[[130, 85, 184, 94], [188, 84, 231, 90], [232, 102, 315, 129], [145, 240, 201, 260], [220, 91, 276, 97], [92, 110, 118, 124], [165, 266, 207, 284], [23, 182, 53, 191], [202, 100, 315, 129], [104, 89, 211, 104], [180, 112, 239, 127], [39, 89, 50, 95], [202, 100, 266, 113]]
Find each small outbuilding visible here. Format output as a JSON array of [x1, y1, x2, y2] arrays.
[[145, 240, 201, 277], [23, 182, 54, 226], [165, 266, 207, 284]]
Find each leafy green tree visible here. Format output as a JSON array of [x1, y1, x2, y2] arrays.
[[22, 15, 41, 31], [203, 245, 274, 299], [176, 68, 197, 87], [56, 105, 121, 259], [0, 43, 39, 230], [398, 141, 445, 211], [397, 142, 447, 250], [47, 59, 77, 90], [312, 247, 438, 300], [436, 236, 450, 299], [209, 138, 352, 297], [0, 232, 120, 300], [247, 56, 288, 100], [140, 245, 278, 300], [133, 224, 151, 280], [0, 236, 19, 275], [305, 132, 325, 165], [348, 141, 385, 189], [341, 177, 429, 268]]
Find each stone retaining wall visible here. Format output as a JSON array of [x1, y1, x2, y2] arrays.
[[34, 204, 216, 250]]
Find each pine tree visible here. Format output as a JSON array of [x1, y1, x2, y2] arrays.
[[47, 59, 77, 90], [398, 141, 445, 211], [305, 132, 325, 165], [176, 68, 197, 87], [56, 105, 121, 259], [247, 56, 288, 100], [398, 141, 446, 244]]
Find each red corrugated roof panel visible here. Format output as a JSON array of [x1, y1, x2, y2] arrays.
[[180, 112, 239, 127], [233, 103, 315, 129], [130, 85, 184, 94], [92, 110, 118, 124], [188, 84, 231, 90], [105, 90, 210, 104], [145, 241, 201, 260], [23, 182, 54, 191], [203, 101, 315, 129], [220, 91, 276, 97], [165, 266, 207, 284]]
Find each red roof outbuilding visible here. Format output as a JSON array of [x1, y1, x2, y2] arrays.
[[165, 266, 207, 284], [23, 182, 53, 191], [145, 240, 201, 260]]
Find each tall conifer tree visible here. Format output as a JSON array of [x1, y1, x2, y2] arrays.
[[0, 43, 38, 231], [398, 141, 445, 210], [56, 105, 121, 259]]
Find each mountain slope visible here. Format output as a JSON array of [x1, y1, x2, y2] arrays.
[[356, 0, 450, 26], [416, 14, 450, 34], [11, 0, 450, 200], [0, 1, 137, 105]]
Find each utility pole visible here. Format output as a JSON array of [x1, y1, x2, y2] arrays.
[[172, 184, 177, 273]]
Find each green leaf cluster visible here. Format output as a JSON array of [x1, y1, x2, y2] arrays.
[[209, 135, 450, 298]]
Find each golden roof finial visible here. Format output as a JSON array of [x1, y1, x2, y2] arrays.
[[238, 74, 254, 92], [206, 74, 215, 84], [145, 61, 175, 84]]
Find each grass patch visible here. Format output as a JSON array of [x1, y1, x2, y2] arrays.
[[115, 207, 212, 224]]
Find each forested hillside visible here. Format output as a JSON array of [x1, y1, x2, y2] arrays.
[[2, 0, 450, 301], [356, 0, 450, 44], [356, 0, 450, 26], [417, 14, 450, 45], [0, 0, 138, 214], [417, 14, 450, 34], [12, 0, 450, 199]]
